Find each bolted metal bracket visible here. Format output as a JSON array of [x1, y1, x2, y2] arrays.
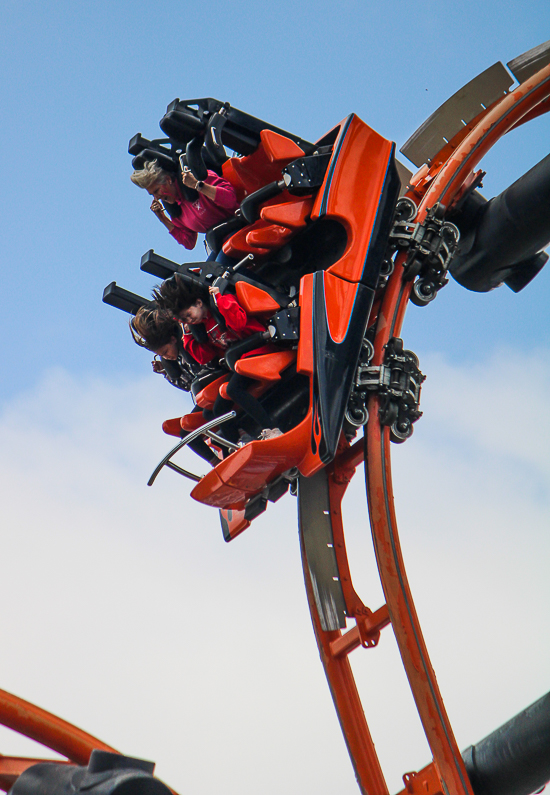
[[388, 199, 460, 305], [349, 337, 425, 444]]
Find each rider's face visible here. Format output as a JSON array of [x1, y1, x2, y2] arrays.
[[155, 337, 179, 360], [148, 178, 178, 202], [176, 300, 207, 325]]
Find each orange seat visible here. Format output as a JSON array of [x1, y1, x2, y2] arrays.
[[180, 412, 207, 432], [195, 374, 230, 409], [246, 224, 294, 250], [223, 220, 270, 258], [235, 282, 281, 316], [228, 130, 305, 195], [260, 197, 314, 230], [219, 379, 264, 401], [162, 417, 184, 437], [234, 350, 296, 385]]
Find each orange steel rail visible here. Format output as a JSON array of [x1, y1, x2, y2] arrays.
[[300, 61, 550, 795], [0, 688, 118, 792]]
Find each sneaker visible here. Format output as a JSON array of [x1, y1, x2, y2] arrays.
[[259, 428, 283, 440]]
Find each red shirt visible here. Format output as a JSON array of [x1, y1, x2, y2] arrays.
[[183, 293, 274, 365], [170, 170, 239, 249]]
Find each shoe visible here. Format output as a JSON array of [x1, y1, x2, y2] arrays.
[[259, 428, 283, 440]]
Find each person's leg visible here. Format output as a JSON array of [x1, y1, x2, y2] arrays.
[[211, 392, 240, 444], [186, 434, 218, 465], [215, 249, 238, 268], [225, 373, 276, 431], [179, 406, 218, 465]]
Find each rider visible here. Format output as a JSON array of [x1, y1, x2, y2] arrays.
[[130, 307, 219, 465], [130, 159, 238, 256], [155, 275, 282, 442]]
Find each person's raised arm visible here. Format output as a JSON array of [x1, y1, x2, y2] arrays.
[[181, 167, 237, 209], [150, 198, 175, 232], [209, 286, 248, 332]]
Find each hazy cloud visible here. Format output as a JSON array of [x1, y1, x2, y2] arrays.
[[0, 353, 548, 794]]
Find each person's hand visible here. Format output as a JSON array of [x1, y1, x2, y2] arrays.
[[209, 285, 220, 296], [152, 359, 165, 373], [181, 166, 199, 190], [150, 198, 165, 216]]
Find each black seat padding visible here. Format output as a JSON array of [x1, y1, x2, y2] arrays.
[[224, 333, 266, 371], [102, 282, 153, 316], [205, 214, 247, 254], [204, 112, 229, 166], [159, 109, 205, 143]]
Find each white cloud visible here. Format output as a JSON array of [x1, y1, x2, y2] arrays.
[[0, 354, 548, 795]]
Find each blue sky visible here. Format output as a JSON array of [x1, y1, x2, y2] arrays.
[[1, 3, 550, 795], [2, 0, 549, 399]]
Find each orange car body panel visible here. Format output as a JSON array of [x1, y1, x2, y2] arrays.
[[219, 507, 251, 542], [312, 116, 396, 284]]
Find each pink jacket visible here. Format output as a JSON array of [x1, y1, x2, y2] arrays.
[[169, 170, 239, 249]]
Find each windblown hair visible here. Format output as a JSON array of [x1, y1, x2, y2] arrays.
[[130, 307, 181, 352], [130, 159, 173, 190], [153, 274, 206, 316]]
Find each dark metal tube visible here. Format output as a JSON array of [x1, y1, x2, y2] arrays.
[[462, 691, 550, 795], [450, 152, 550, 291]]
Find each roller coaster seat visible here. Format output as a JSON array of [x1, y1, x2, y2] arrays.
[[190, 366, 228, 398], [234, 350, 296, 385], [194, 373, 230, 408], [223, 219, 273, 258], [163, 417, 186, 437], [217, 351, 296, 402], [246, 224, 294, 251], [222, 129, 305, 197], [221, 191, 315, 260], [233, 282, 282, 317], [260, 196, 314, 230], [179, 412, 208, 433]]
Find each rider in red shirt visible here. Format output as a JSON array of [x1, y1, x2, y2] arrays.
[[156, 275, 282, 442]]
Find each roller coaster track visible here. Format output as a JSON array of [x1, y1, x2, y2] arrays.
[[298, 60, 550, 795]]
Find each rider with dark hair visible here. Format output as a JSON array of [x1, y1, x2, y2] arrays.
[[155, 275, 282, 441], [130, 307, 197, 391], [130, 307, 218, 464]]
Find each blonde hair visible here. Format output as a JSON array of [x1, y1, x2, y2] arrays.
[[130, 159, 173, 190]]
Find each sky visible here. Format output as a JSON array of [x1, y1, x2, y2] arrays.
[[1, 2, 550, 795]]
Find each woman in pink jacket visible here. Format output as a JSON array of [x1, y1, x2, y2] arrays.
[[131, 159, 239, 252]]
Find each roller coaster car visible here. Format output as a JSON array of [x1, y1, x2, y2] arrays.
[[126, 101, 403, 524], [108, 46, 550, 536]]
